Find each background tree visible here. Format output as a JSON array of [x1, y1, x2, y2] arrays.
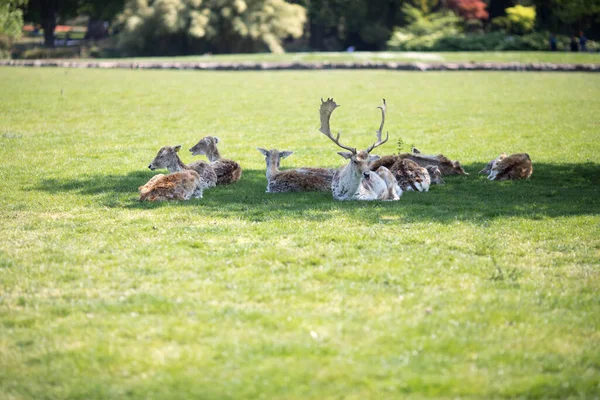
[[115, 0, 306, 55], [1, 0, 27, 38], [447, 0, 488, 21], [24, 0, 77, 46]]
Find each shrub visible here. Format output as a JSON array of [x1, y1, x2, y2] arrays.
[[388, 30, 572, 52], [19, 47, 81, 59], [115, 0, 307, 55], [387, 4, 462, 51], [505, 5, 536, 34], [447, 0, 489, 21]]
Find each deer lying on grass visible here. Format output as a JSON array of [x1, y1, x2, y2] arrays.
[[148, 145, 217, 189], [257, 148, 334, 193], [319, 98, 400, 201], [426, 165, 444, 185], [139, 170, 201, 201], [189, 136, 242, 185], [480, 153, 533, 180], [373, 147, 467, 176]]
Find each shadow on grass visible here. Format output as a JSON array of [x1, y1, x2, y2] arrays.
[[34, 163, 600, 223]]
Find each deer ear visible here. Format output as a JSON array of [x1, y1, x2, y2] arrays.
[[213, 136, 220, 144], [338, 152, 353, 159], [173, 145, 182, 153], [279, 151, 293, 159], [257, 147, 269, 156], [411, 146, 421, 154], [368, 154, 381, 163]]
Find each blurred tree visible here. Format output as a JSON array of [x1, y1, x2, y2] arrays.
[[447, 0, 488, 21], [1, 0, 27, 38], [115, 0, 306, 55], [531, 0, 600, 38], [78, 0, 124, 39], [24, 0, 124, 46], [301, 0, 405, 51], [24, 0, 78, 46]]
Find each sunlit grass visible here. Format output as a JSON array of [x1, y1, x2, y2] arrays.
[[0, 67, 599, 399], [89, 50, 600, 64]]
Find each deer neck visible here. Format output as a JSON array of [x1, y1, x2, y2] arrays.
[[265, 162, 279, 180], [206, 147, 221, 163], [334, 162, 362, 199], [168, 154, 188, 173]]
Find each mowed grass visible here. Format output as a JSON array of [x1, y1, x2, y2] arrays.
[[93, 51, 600, 65], [0, 68, 599, 399]]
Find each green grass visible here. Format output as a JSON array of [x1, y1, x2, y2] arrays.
[[0, 67, 599, 399], [91, 51, 600, 64]]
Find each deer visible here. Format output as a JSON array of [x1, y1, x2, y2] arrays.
[[139, 170, 202, 201], [256, 148, 335, 193], [480, 153, 533, 180], [189, 136, 242, 185], [371, 147, 468, 176], [148, 145, 217, 189], [389, 158, 432, 192], [318, 98, 400, 201]]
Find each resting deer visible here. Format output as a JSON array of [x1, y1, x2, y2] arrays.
[[391, 159, 432, 192], [256, 148, 334, 193], [189, 136, 242, 185], [480, 153, 533, 180], [373, 147, 467, 176], [319, 98, 400, 201], [148, 145, 217, 189], [426, 165, 444, 185], [139, 170, 202, 201]]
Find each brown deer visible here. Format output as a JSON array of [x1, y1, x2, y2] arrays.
[[139, 170, 202, 201], [426, 165, 444, 185], [480, 153, 533, 180], [148, 145, 217, 189], [256, 148, 334, 193], [319, 98, 400, 201], [371, 151, 468, 176], [189, 136, 242, 185]]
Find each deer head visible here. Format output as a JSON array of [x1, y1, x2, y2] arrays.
[[189, 136, 221, 160], [479, 153, 507, 175], [319, 98, 390, 200], [148, 145, 183, 171], [257, 148, 293, 177]]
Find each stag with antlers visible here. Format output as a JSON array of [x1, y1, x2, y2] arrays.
[[319, 98, 401, 201]]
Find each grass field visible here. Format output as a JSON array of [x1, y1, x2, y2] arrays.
[[0, 67, 599, 399], [90, 51, 600, 65]]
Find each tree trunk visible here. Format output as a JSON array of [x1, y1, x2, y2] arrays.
[[40, 0, 58, 47]]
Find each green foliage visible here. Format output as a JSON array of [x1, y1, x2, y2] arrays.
[[389, 30, 573, 51], [19, 46, 81, 58], [115, 0, 306, 55], [1, 67, 599, 398], [0, 0, 27, 58], [387, 4, 462, 50], [505, 5, 536, 34]]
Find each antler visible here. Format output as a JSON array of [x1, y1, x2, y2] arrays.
[[319, 98, 356, 154], [366, 99, 389, 153]]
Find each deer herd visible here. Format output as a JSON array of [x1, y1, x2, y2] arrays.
[[139, 98, 533, 202]]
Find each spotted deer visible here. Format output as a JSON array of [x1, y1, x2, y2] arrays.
[[139, 170, 202, 201], [148, 145, 217, 189], [189, 136, 242, 185], [319, 98, 400, 201], [374, 146, 467, 176], [480, 153, 533, 180], [257, 148, 334, 193]]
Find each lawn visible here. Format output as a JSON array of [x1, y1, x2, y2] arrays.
[[0, 68, 599, 399], [91, 51, 600, 65]]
